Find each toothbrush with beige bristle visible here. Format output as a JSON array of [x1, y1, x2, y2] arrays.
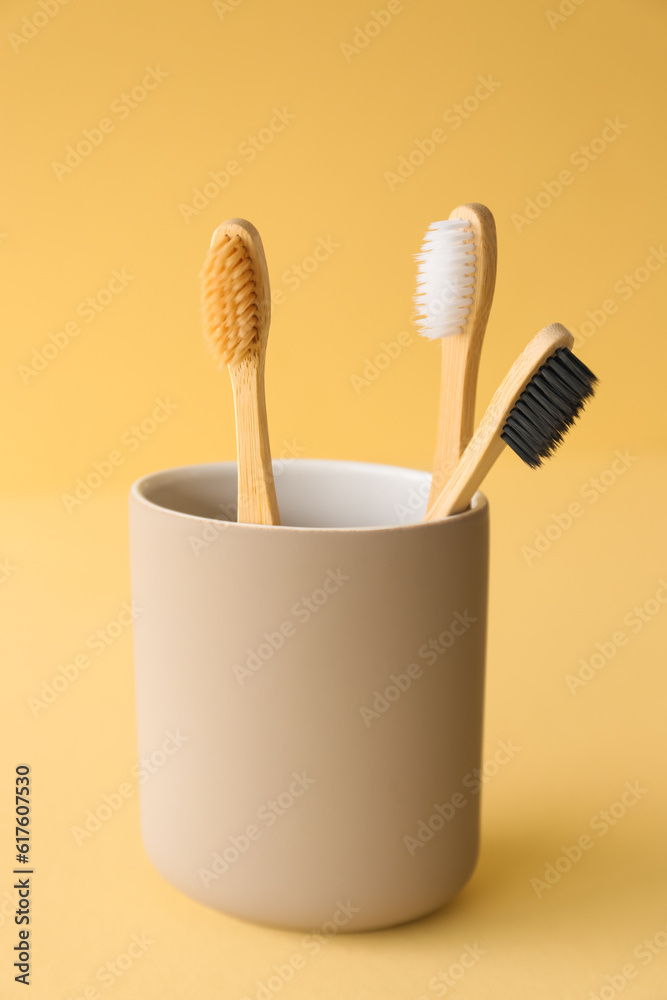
[[415, 204, 497, 507], [201, 218, 280, 525]]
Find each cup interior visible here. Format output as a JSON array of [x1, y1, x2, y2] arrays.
[[133, 459, 477, 530]]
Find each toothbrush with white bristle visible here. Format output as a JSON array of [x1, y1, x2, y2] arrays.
[[414, 204, 497, 507]]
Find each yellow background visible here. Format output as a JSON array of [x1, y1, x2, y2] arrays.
[[1, 0, 666, 996]]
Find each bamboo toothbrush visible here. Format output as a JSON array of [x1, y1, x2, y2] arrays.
[[424, 323, 598, 521], [201, 218, 280, 525], [414, 204, 497, 507]]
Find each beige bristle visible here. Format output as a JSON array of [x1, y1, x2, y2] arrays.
[[201, 232, 260, 367]]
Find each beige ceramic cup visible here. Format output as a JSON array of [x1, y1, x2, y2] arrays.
[[129, 459, 488, 933]]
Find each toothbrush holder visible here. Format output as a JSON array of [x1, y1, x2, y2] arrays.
[[129, 458, 488, 932]]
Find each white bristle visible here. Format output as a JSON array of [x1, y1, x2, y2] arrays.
[[414, 219, 476, 339]]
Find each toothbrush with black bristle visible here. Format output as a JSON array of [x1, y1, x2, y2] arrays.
[[424, 323, 598, 521]]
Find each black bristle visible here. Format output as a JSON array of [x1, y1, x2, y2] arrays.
[[501, 347, 598, 467]]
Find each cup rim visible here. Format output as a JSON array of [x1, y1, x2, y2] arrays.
[[129, 458, 487, 534]]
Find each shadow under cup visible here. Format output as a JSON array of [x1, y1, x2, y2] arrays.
[[129, 459, 489, 933]]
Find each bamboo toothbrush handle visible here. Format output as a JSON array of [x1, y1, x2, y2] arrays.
[[428, 204, 497, 505], [424, 323, 574, 521], [431, 334, 478, 488], [229, 354, 280, 525]]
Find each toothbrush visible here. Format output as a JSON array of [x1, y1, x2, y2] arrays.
[[201, 218, 280, 525], [424, 323, 598, 521], [414, 204, 497, 508]]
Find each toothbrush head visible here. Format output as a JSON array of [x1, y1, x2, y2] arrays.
[[201, 218, 271, 368], [414, 219, 476, 339], [501, 347, 598, 467]]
